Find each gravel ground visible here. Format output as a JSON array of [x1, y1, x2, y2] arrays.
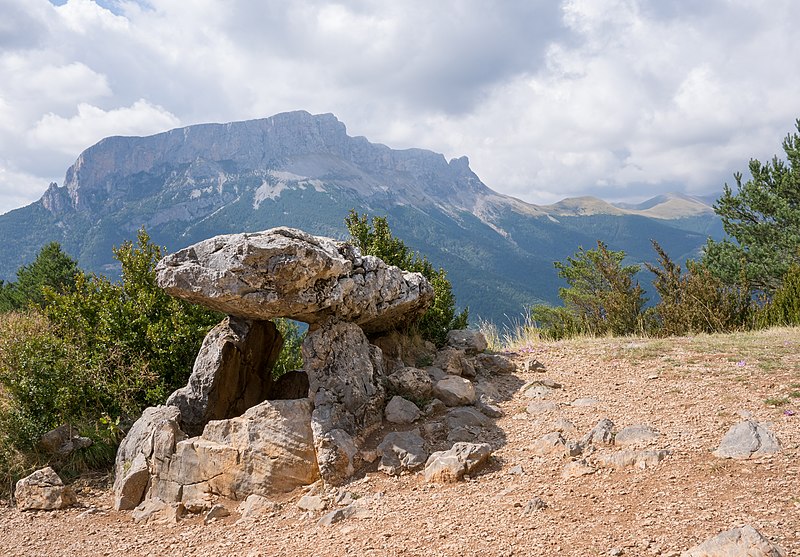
[[1, 328, 798, 557]]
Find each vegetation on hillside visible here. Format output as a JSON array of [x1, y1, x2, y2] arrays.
[[345, 210, 469, 346], [526, 119, 800, 340]]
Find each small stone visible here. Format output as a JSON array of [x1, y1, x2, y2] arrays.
[[526, 401, 559, 414], [204, 504, 230, 524], [530, 432, 566, 456], [432, 376, 476, 407], [562, 459, 594, 479], [237, 494, 280, 520], [507, 464, 525, 475], [446, 330, 488, 355], [476, 353, 517, 375], [184, 499, 212, 514], [377, 430, 428, 476], [384, 395, 421, 424], [521, 358, 546, 373], [297, 494, 327, 512], [615, 424, 660, 447], [581, 418, 615, 446], [317, 505, 356, 526], [609, 548, 623, 556], [522, 497, 548, 514], [572, 397, 599, 407], [423, 398, 447, 416]]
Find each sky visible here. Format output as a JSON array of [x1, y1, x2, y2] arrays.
[[1, 0, 799, 215]]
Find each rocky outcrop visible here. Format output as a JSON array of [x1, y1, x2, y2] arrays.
[[150, 399, 318, 503], [155, 227, 433, 335], [166, 317, 283, 437], [15, 467, 77, 511], [114, 227, 440, 509]]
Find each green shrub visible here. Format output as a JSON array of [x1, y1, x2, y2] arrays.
[[529, 305, 587, 340], [757, 264, 800, 327], [345, 210, 468, 346], [0, 242, 80, 312], [646, 241, 752, 336], [0, 229, 220, 492]]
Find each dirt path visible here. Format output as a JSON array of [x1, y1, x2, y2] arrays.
[[1, 329, 798, 556]]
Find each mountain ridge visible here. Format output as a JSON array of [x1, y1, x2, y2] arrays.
[[0, 111, 723, 322]]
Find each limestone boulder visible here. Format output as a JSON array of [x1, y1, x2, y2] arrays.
[[475, 353, 516, 375], [682, 525, 786, 557], [424, 442, 493, 483], [434, 348, 476, 378], [15, 467, 77, 511], [713, 420, 781, 459], [150, 398, 319, 502], [155, 227, 433, 335], [384, 396, 421, 424], [303, 319, 386, 484], [166, 317, 283, 437], [432, 376, 476, 407], [113, 405, 185, 510], [377, 430, 428, 476], [446, 329, 488, 355], [386, 366, 432, 401]]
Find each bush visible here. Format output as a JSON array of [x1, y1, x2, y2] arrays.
[[539, 241, 646, 337], [758, 264, 800, 327], [0, 229, 220, 491], [646, 241, 752, 336], [345, 210, 468, 346]]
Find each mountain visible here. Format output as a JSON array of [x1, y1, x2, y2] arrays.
[[0, 111, 723, 323]]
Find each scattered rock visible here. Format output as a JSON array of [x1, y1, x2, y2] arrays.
[[595, 449, 670, 469], [565, 441, 584, 458], [204, 504, 230, 524], [682, 524, 786, 557], [614, 424, 660, 447], [713, 420, 781, 459], [446, 406, 491, 430], [521, 358, 546, 373], [526, 401, 559, 414], [317, 505, 357, 526], [184, 499, 211, 514], [297, 494, 327, 512], [507, 464, 525, 475], [522, 497, 548, 514], [377, 430, 428, 476], [572, 397, 600, 407], [236, 493, 281, 519], [426, 366, 448, 382], [384, 395, 421, 424], [446, 329, 488, 355], [432, 376, 476, 407], [475, 353, 516, 375], [132, 498, 184, 524], [530, 432, 567, 457], [386, 367, 432, 401], [434, 348, 476, 378], [423, 398, 447, 416], [14, 467, 77, 511], [552, 417, 577, 434], [476, 395, 504, 418], [522, 383, 553, 399], [38, 424, 93, 458], [424, 442, 493, 483], [581, 418, 615, 446], [562, 459, 595, 479]]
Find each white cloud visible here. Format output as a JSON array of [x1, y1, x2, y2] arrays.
[[0, 0, 798, 214], [29, 99, 180, 154]]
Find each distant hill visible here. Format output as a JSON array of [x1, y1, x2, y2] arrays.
[[0, 111, 723, 324]]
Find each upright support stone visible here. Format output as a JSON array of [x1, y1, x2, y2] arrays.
[[166, 317, 283, 437], [303, 319, 386, 484]]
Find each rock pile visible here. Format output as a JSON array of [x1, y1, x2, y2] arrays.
[[112, 227, 509, 513]]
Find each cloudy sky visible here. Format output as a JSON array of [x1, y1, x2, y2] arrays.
[[1, 0, 799, 214]]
